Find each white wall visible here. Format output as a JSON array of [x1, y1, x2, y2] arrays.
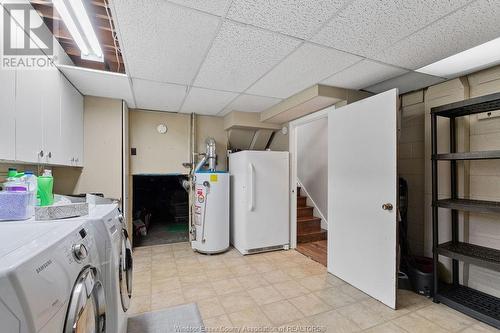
[[129, 110, 228, 174], [297, 117, 328, 220], [53, 96, 123, 199]]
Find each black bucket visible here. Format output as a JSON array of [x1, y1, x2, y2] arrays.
[[407, 256, 434, 297]]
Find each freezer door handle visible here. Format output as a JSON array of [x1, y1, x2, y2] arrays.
[[248, 163, 255, 211]]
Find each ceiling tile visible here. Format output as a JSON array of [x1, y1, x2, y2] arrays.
[[220, 94, 282, 115], [166, 0, 230, 16], [132, 79, 187, 111], [58, 65, 135, 107], [112, 0, 220, 85], [227, 0, 349, 39], [247, 43, 361, 98], [373, 0, 500, 70], [364, 71, 445, 95], [194, 20, 300, 92], [321, 60, 408, 90], [312, 0, 472, 59], [180, 87, 238, 115]]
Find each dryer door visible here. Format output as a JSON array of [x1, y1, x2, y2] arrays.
[[119, 228, 133, 311], [64, 267, 106, 333]]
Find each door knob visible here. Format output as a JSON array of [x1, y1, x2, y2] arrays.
[[382, 203, 394, 211]]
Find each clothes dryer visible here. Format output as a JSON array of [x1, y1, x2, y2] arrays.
[[0, 219, 106, 333]]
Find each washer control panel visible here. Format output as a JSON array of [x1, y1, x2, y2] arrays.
[[63, 227, 94, 265], [72, 243, 88, 261]]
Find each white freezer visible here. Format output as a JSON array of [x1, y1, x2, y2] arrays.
[[229, 150, 290, 254]]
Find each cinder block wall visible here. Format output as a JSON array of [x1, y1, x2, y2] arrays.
[[399, 91, 426, 255]]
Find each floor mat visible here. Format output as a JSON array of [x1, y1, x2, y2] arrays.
[[166, 223, 189, 233], [135, 222, 189, 247], [128, 303, 204, 333]]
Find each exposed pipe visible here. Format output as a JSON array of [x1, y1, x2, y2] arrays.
[[194, 137, 217, 173], [188, 113, 196, 241]]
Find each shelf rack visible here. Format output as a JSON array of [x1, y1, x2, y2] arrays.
[[431, 92, 500, 329]]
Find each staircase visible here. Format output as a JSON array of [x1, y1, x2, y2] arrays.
[[297, 187, 327, 243]]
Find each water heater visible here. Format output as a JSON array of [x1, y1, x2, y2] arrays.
[[191, 171, 230, 254]]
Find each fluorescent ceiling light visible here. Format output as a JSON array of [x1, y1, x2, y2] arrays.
[[52, 0, 103, 62], [416, 37, 500, 78]]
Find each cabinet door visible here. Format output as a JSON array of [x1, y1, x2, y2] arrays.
[[41, 68, 62, 165], [15, 69, 44, 163], [0, 69, 16, 161], [0, 6, 16, 161], [60, 76, 84, 166]]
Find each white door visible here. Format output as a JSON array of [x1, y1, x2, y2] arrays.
[[0, 69, 16, 161], [248, 151, 289, 249], [41, 68, 62, 165], [0, 7, 15, 161], [328, 89, 398, 309], [60, 75, 84, 166], [15, 68, 44, 163]]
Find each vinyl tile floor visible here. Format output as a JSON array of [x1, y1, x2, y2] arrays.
[[130, 242, 496, 333]]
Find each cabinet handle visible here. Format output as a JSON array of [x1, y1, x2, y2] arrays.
[[39, 150, 44, 157], [75, 157, 79, 163], [71, 157, 75, 162], [47, 152, 52, 158]]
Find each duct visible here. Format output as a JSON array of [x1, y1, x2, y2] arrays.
[[194, 154, 208, 173], [249, 129, 274, 150], [194, 137, 217, 173], [205, 137, 216, 171]]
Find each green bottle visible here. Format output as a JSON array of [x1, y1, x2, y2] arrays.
[[7, 168, 17, 178], [38, 169, 54, 206]]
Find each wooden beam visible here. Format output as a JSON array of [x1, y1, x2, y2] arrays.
[[32, 4, 112, 32], [30, 0, 125, 74]]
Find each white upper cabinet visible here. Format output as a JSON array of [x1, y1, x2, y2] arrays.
[[60, 76, 84, 167], [15, 68, 45, 164], [16, 67, 83, 166], [8, 6, 84, 167], [0, 6, 16, 161], [0, 69, 16, 161], [41, 67, 62, 165]]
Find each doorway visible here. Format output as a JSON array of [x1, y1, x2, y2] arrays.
[[289, 109, 329, 266], [132, 174, 189, 247], [289, 90, 399, 309]]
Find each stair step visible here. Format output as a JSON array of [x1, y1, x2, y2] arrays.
[[297, 196, 307, 207], [298, 229, 327, 243], [297, 206, 314, 217], [297, 216, 322, 233]]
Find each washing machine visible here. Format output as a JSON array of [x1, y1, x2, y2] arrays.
[[0, 219, 106, 333], [85, 203, 133, 333]]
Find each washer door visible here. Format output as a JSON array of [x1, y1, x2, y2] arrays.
[[64, 267, 106, 333], [119, 228, 133, 311]]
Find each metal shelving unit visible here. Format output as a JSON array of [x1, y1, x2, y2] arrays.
[[431, 92, 500, 329]]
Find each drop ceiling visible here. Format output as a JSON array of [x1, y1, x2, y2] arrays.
[[70, 0, 500, 115]]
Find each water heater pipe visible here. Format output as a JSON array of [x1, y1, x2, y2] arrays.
[[194, 137, 216, 172]]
